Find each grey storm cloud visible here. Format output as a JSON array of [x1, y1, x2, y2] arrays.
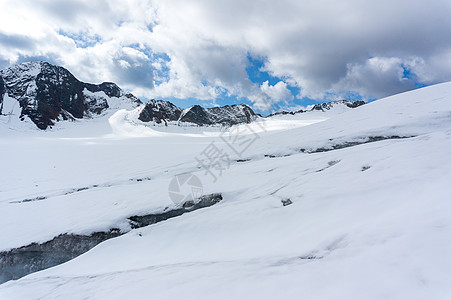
[[0, 0, 451, 103], [0, 33, 36, 50], [112, 54, 155, 89]]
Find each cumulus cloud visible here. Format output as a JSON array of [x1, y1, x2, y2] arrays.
[[252, 81, 294, 111], [1, 0, 451, 106]]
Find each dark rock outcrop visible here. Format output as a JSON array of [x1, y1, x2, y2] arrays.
[[180, 104, 257, 126], [0, 76, 5, 114], [179, 105, 211, 125], [138, 100, 258, 126], [129, 193, 223, 228], [138, 99, 182, 124], [345, 100, 366, 108], [299, 135, 414, 153], [0, 230, 121, 284], [267, 100, 365, 117], [267, 109, 306, 117], [0, 193, 223, 284], [0, 62, 141, 129], [311, 100, 365, 111], [85, 82, 122, 98]]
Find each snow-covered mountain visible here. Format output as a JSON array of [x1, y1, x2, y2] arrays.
[[0, 62, 260, 129], [1, 72, 451, 298], [1, 62, 366, 130], [268, 99, 366, 117], [178, 104, 257, 126], [138, 100, 258, 126], [0, 62, 142, 129], [310, 99, 366, 111], [137, 99, 183, 124]]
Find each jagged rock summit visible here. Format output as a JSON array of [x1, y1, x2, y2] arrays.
[[138, 100, 258, 126], [0, 61, 141, 129]]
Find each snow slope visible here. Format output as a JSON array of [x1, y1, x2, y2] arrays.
[[1, 83, 451, 299]]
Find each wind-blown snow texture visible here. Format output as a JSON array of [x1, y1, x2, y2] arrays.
[[0, 82, 451, 299]]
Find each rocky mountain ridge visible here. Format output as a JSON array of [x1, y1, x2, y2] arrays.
[[1, 62, 365, 130], [0, 62, 141, 129], [267, 100, 365, 117], [138, 100, 258, 126]]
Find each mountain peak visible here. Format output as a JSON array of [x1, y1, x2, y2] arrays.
[[310, 100, 366, 111], [0, 61, 140, 129], [1, 62, 366, 131], [137, 100, 258, 126]]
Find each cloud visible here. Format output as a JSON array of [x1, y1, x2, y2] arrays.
[[0, 0, 451, 105], [333, 57, 417, 99], [252, 81, 294, 111], [0, 33, 36, 51]]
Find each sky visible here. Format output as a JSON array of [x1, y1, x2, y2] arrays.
[[1, 0, 451, 112]]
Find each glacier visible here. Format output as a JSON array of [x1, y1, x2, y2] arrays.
[[0, 82, 451, 299]]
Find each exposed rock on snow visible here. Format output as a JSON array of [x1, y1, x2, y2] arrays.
[[0, 231, 121, 284], [138, 100, 258, 126], [0, 193, 223, 284], [137, 99, 182, 124], [0, 62, 141, 129], [310, 100, 366, 111], [129, 193, 223, 228], [0, 76, 5, 113], [281, 198, 293, 206], [179, 104, 257, 126], [267, 100, 365, 117], [299, 135, 414, 153]]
